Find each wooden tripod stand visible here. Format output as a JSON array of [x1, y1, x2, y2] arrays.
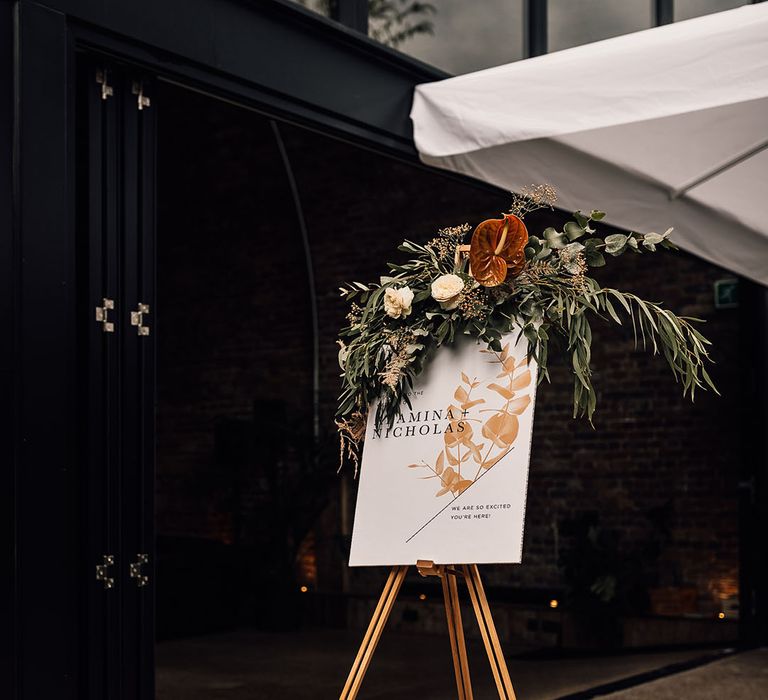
[[340, 561, 516, 700]]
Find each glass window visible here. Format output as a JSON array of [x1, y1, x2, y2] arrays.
[[287, 0, 331, 18], [675, 0, 747, 21], [376, 0, 525, 75], [548, 0, 652, 52]]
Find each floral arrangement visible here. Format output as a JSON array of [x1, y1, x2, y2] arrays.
[[336, 186, 717, 471]]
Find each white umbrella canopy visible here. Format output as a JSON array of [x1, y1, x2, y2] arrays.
[[411, 3, 768, 286]]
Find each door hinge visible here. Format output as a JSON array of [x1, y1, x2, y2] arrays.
[[132, 82, 151, 111], [95, 70, 113, 100], [95, 298, 115, 333], [96, 554, 115, 589], [129, 553, 149, 587], [130, 302, 150, 336]]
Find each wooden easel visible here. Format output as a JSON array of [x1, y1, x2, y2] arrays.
[[340, 561, 516, 700]]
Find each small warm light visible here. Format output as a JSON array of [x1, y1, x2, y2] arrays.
[[718, 612, 725, 619], [549, 599, 559, 609], [418, 593, 427, 601], [300, 585, 308, 593]]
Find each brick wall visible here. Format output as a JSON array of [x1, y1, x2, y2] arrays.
[[156, 83, 743, 628]]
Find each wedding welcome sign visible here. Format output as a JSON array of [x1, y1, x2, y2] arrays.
[[337, 201, 716, 699], [349, 332, 537, 567]]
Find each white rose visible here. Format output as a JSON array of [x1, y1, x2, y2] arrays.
[[383, 286, 414, 319], [431, 274, 465, 310]]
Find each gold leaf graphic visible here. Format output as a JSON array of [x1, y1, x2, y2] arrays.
[[482, 413, 519, 448], [466, 440, 486, 463], [480, 448, 510, 470], [496, 356, 516, 378], [509, 369, 531, 391], [444, 429, 459, 448], [487, 383, 515, 400], [404, 348, 534, 501], [454, 386, 469, 403], [508, 395, 532, 415], [436, 467, 458, 497], [455, 479, 473, 495], [445, 420, 473, 448]]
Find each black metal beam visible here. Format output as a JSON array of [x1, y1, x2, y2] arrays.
[[0, 2, 15, 698], [36, 0, 445, 154], [14, 2, 80, 697], [751, 284, 768, 644], [331, 0, 369, 34], [525, 0, 547, 58], [654, 0, 673, 25], [738, 281, 768, 646]]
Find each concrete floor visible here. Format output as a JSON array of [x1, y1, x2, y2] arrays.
[[155, 629, 756, 699], [605, 648, 768, 700]]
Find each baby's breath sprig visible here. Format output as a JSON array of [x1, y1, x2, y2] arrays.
[[509, 183, 557, 219], [427, 223, 471, 262], [458, 286, 487, 320]]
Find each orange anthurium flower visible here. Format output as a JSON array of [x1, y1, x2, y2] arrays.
[[469, 213, 528, 287]]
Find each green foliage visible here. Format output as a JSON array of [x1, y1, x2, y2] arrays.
[[336, 211, 716, 452], [294, 1, 436, 48], [368, 0, 436, 47]]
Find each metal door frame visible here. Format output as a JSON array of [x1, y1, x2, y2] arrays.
[[6, 2, 453, 697]]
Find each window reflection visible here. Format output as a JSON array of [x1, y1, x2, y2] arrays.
[[675, 0, 747, 21], [548, 0, 652, 52], [378, 0, 524, 75], [290, 0, 754, 75], [288, 0, 331, 18]]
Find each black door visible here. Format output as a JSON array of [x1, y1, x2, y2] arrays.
[[77, 57, 156, 700]]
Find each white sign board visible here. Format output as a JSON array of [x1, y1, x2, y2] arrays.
[[349, 333, 537, 566]]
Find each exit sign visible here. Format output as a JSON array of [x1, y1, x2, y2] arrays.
[[714, 278, 739, 309]]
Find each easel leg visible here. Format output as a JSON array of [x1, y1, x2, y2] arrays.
[[462, 564, 516, 700], [441, 570, 473, 699], [339, 565, 408, 700]]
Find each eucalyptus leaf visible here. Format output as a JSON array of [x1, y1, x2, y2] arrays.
[[585, 249, 606, 267], [604, 234, 628, 255], [643, 232, 665, 245], [544, 227, 567, 249], [564, 221, 586, 241], [574, 211, 589, 228]]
